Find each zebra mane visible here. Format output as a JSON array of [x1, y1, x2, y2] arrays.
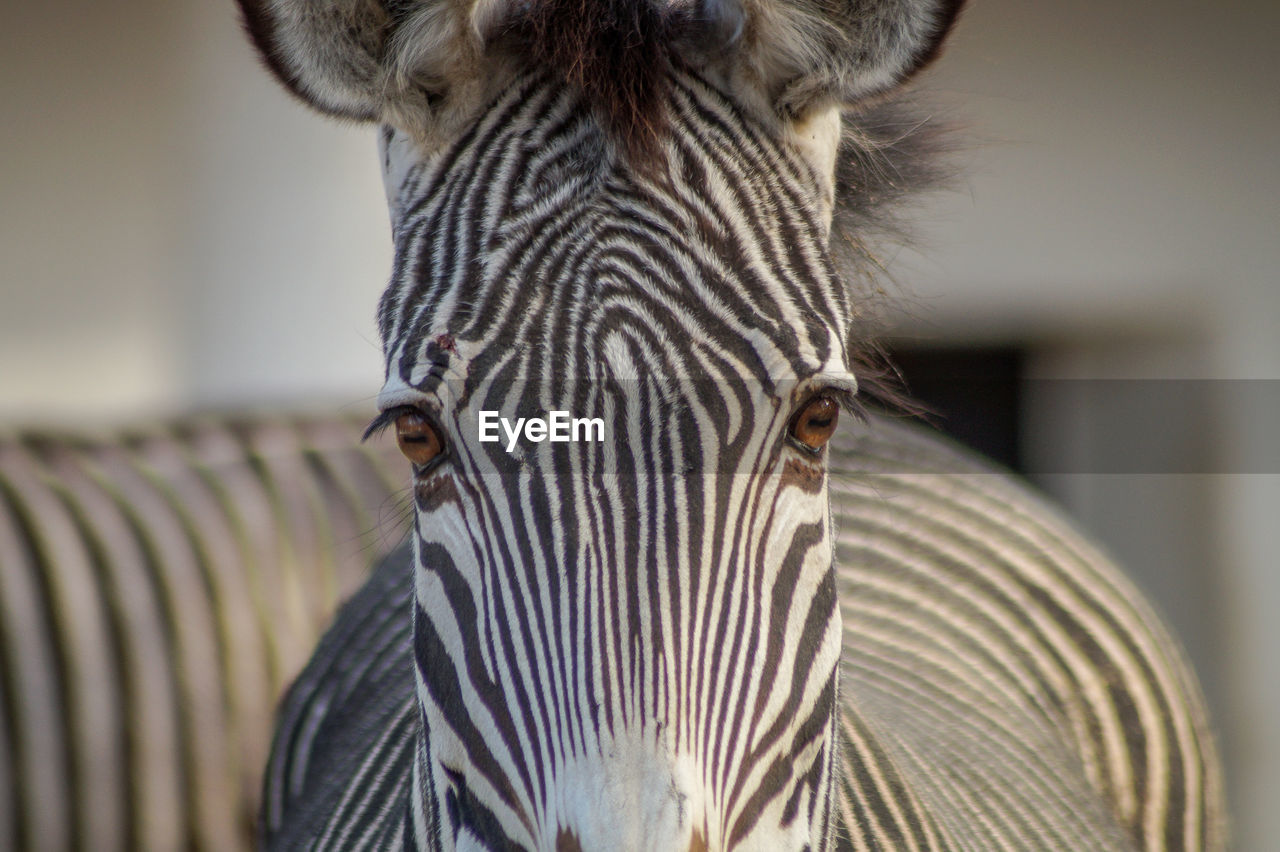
[[497, 1, 962, 178], [834, 103, 956, 253], [496, 0, 683, 164], [830, 101, 958, 419]]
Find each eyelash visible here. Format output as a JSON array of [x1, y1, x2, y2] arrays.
[[361, 408, 403, 442], [362, 405, 446, 444]]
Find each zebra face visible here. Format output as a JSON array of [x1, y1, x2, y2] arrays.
[[235, 0, 965, 848], [373, 74, 856, 850]]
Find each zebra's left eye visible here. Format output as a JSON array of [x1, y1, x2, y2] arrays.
[[790, 395, 839, 451], [395, 411, 444, 467]]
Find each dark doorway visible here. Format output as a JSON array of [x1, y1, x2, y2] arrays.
[[882, 345, 1026, 474]]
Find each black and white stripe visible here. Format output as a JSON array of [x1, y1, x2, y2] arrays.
[[366, 71, 853, 850], [263, 419, 1227, 851], [826, 424, 1226, 851], [0, 415, 407, 850]]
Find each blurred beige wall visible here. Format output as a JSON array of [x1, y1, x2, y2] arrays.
[[0, 0, 391, 422], [1, 1, 184, 420], [898, 6, 1279, 848], [2, 0, 1277, 847]]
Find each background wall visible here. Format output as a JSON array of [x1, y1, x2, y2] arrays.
[[2, 1, 1276, 847], [0, 0, 391, 423]]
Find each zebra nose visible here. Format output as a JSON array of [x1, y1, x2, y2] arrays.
[[556, 827, 581, 851], [554, 828, 710, 852]]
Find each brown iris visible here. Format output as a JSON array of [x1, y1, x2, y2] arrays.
[[790, 395, 839, 451], [394, 411, 443, 466]]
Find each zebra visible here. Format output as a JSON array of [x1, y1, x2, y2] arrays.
[[236, 0, 1227, 849], [0, 414, 408, 849]]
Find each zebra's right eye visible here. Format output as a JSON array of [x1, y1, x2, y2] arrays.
[[394, 410, 445, 467], [790, 395, 840, 452]]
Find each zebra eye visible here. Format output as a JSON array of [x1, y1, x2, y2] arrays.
[[395, 411, 444, 466], [790, 395, 839, 451]]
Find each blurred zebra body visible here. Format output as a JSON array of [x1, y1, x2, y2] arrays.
[[0, 416, 406, 849]]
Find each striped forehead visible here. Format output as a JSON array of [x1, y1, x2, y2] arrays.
[[377, 74, 852, 393]]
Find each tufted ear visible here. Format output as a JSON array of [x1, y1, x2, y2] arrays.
[[721, 0, 965, 117], [234, 0, 506, 138]]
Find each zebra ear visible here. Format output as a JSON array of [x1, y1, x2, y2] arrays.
[[234, 0, 493, 133], [236, 0, 395, 121], [725, 0, 965, 116]]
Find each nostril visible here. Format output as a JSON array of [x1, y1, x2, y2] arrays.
[[556, 827, 583, 851]]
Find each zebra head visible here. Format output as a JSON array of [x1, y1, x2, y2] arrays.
[[239, 1, 960, 849]]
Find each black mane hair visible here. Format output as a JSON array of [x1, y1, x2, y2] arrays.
[[501, 0, 679, 165]]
